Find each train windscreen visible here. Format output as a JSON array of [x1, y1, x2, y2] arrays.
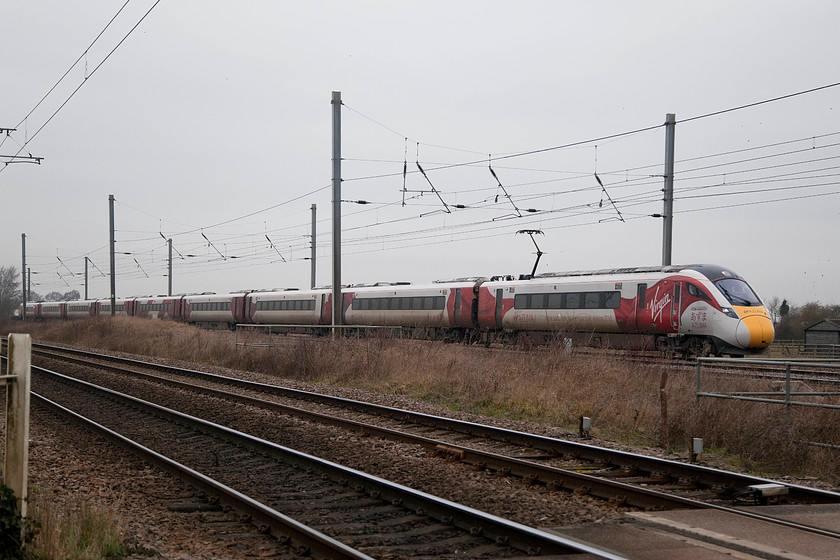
[[714, 278, 761, 307]]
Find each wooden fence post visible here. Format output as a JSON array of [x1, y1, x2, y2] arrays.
[[4, 333, 31, 520]]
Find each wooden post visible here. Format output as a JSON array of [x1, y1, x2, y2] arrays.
[[4, 333, 31, 521]]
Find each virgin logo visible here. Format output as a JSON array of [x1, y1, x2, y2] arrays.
[[651, 286, 671, 323]]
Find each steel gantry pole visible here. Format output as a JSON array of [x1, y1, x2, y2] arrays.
[[311, 203, 317, 290], [662, 113, 676, 266], [20, 234, 26, 320], [331, 91, 342, 330], [109, 194, 116, 315], [168, 238, 173, 296]]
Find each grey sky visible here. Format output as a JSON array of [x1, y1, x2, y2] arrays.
[[2, 1, 838, 306]]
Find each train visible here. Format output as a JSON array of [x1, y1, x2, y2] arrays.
[[16, 264, 775, 356]]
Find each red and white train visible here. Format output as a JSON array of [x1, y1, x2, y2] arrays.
[[18, 264, 775, 356]]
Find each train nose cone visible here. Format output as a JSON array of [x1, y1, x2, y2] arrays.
[[736, 314, 775, 349]]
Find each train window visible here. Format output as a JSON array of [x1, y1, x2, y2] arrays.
[[412, 298, 423, 310], [714, 278, 761, 306], [604, 291, 621, 309], [687, 283, 711, 302], [584, 293, 600, 309], [565, 293, 581, 308], [531, 294, 546, 309], [514, 294, 527, 309], [637, 283, 647, 309], [547, 293, 563, 309]]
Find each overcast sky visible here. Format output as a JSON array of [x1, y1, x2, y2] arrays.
[[2, 1, 839, 306]]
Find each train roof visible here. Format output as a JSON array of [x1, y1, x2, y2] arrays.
[[535, 264, 744, 282]]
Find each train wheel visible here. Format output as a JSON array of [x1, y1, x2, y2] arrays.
[[686, 337, 713, 358]]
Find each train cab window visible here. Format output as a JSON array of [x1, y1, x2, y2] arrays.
[[687, 283, 711, 302], [714, 278, 761, 306]]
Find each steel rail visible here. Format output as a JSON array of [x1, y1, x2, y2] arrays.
[[34, 343, 840, 507], [33, 364, 626, 559], [35, 347, 711, 511], [32, 393, 374, 560], [34, 346, 840, 541]]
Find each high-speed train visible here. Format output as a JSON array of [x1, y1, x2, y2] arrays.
[[17, 264, 775, 356]]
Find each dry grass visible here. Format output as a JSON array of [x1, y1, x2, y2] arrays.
[[26, 493, 128, 560], [6, 317, 840, 486]]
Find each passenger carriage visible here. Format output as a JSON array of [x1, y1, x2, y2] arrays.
[[246, 288, 329, 326], [183, 292, 247, 328], [133, 296, 183, 320]]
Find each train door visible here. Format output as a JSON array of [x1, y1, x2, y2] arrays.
[[494, 289, 504, 329], [638, 280, 680, 333], [452, 288, 473, 328], [671, 283, 681, 331], [634, 283, 647, 330], [232, 296, 246, 324], [319, 293, 328, 324]]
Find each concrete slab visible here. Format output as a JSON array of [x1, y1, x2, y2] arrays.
[[733, 503, 840, 533], [548, 522, 764, 559], [627, 508, 840, 559]]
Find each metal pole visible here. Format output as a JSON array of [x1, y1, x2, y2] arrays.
[[109, 194, 116, 315], [785, 362, 791, 421], [26, 269, 30, 303], [84, 257, 89, 300], [331, 91, 342, 328], [696, 360, 702, 405], [168, 238, 173, 296], [311, 203, 317, 290], [662, 113, 676, 266], [20, 234, 26, 320]]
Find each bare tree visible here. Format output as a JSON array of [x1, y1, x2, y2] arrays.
[[0, 266, 21, 319]]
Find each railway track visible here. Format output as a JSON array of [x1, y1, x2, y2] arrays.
[[26, 343, 840, 542], [30, 363, 622, 559]]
